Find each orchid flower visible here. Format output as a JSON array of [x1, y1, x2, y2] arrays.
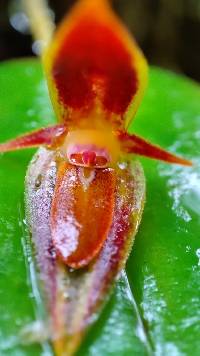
[[0, 0, 191, 354]]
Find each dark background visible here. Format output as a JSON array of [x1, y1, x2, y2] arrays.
[[0, 0, 200, 82]]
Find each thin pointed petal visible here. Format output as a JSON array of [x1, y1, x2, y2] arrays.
[[0, 125, 66, 152], [117, 131, 192, 166]]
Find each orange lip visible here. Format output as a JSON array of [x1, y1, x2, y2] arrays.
[[50, 162, 116, 268]]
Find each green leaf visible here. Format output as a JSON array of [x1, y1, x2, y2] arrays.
[[127, 69, 200, 355], [0, 59, 199, 355]]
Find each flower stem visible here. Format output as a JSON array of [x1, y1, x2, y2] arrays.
[[22, 0, 55, 53]]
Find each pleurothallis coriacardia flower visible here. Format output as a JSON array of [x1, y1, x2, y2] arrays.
[[0, 0, 192, 354]]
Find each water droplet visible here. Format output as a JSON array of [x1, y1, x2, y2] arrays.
[[63, 291, 69, 300], [196, 248, 200, 266], [118, 162, 127, 170], [20, 320, 49, 344], [186, 245, 191, 253], [35, 174, 43, 189]]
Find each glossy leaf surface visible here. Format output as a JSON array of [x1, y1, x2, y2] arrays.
[[127, 68, 200, 355], [0, 59, 200, 355]]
